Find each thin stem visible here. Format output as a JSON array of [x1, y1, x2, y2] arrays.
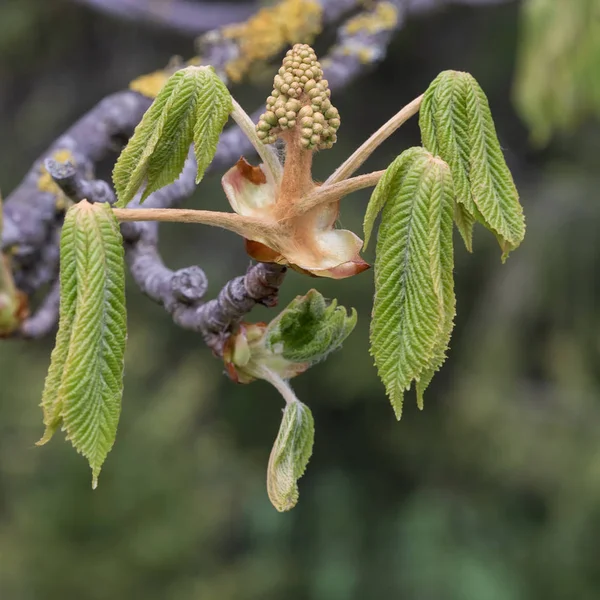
[[294, 170, 384, 215], [230, 98, 283, 186], [323, 95, 424, 187], [256, 365, 300, 405], [112, 208, 275, 239]]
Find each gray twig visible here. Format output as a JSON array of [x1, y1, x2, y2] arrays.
[[20, 280, 61, 339], [1, 0, 513, 347], [45, 159, 116, 205], [72, 0, 259, 35]]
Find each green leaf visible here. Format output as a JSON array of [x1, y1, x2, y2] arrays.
[[420, 70, 525, 259], [264, 289, 357, 365], [466, 79, 525, 260], [37, 206, 79, 443], [416, 161, 456, 408], [452, 201, 475, 253], [368, 148, 455, 418], [267, 400, 314, 512], [38, 201, 127, 488], [112, 66, 231, 207], [113, 71, 185, 207], [193, 66, 232, 184], [364, 147, 427, 250]]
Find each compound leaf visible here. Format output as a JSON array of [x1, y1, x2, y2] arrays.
[[368, 148, 454, 418], [420, 70, 525, 259], [113, 71, 184, 207], [113, 66, 231, 207], [38, 206, 79, 443], [415, 161, 456, 407], [265, 289, 356, 365], [38, 201, 127, 488], [193, 66, 232, 184], [267, 400, 314, 512]]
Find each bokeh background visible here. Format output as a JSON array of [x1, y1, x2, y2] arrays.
[[1, 1, 600, 598]]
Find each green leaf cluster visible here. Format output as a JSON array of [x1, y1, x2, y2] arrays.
[[419, 70, 525, 259], [514, 0, 600, 145], [265, 289, 357, 365], [39, 201, 127, 488], [367, 71, 525, 417], [225, 289, 357, 384], [267, 400, 315, 512], [366, 148, 455, 419], [113, 65, 232, 207]]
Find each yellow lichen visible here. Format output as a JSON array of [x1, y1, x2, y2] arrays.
[[221, 0, 323, 83], [129, 56, 201, 99], [37, 149, 75, 197], [129, 70, 171, 99], [343, 1, 398, 35]]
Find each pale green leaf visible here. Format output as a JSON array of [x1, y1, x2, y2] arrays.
[[416, 161, 456, 408], [112, 65, 232, 207], [452, 201, 475, 253], [466, 80, 526, 260], [112, 70, 185, 207], [38, 201, 127, 488], [37, 205, 79, 444], [369, 148, 454, 418], [142, 71, 200, 200], [267, 400, 314, 512], [193, 66, 232, 184], [420, 70, 525, 259], [363, 147, 428, 250], [265, 289, 356, 365]]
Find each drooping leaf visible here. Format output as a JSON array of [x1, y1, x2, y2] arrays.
[[112, 66, 231, 207], [264, 289, 357, 365], [466, 79, 525, 260], [267, 400, 314, 512], [37, 206, 79, 443], [452, 201, 475, 253], [363, 147, 428, 250], [415, 161, 456, 408], [38, 201, 127, 488], [143, 72, 200, 199], [113, 71, 184, 207], [420, 70, 525, 259], [368, 148, 454, 418], [192, 66, 232, 184]]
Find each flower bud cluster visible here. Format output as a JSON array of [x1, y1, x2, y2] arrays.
[[256, 44, 340, 150]]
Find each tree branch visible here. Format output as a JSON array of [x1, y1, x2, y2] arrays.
[[1, 0, 514, 351], [72, 0, 259, 35]]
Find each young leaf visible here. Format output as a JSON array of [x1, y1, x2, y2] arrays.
[[267, 400, 314, 512], [112, 66, 231, 207], [363, 147, 428, 250], [419, 70, 525, 259], [415, 160, 456, 408], [368, 148, 454, 418], [37, 207, 79, 442], [113, 71, 184, 207], [38, 201, 127, 488], [264, 289, 357, 365], [192, 66, 232, 184]]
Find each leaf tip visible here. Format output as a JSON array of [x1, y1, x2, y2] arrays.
[[391, 393, 403, 421]]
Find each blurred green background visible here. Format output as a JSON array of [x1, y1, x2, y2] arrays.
[[1, 0, 600, 598]]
